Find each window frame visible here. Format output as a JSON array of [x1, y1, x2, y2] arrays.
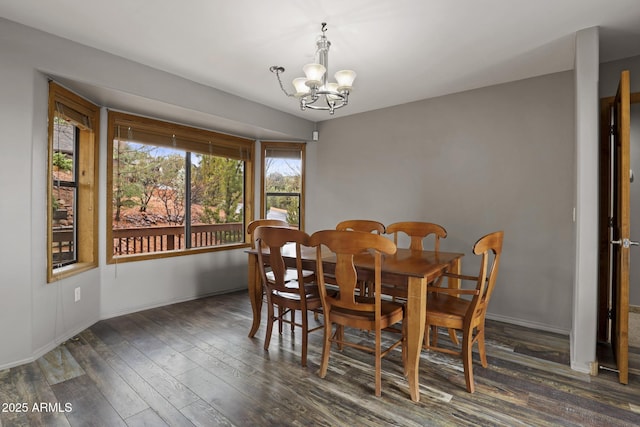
[[260, 141, 306, 231], [47, 82, 100, 282], [106, 111, 255, 264]]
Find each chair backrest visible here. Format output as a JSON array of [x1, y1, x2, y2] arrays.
[[336, 219, 386, 235], [468, 231, 504, 325], [254, 226, 310, 297], [247, 219, 289, 248], [309, 230, 397, 315], [386, 221, 447, 251]]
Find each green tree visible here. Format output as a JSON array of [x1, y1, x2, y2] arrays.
[[53, 152, 73, 172], [156, 154, 186, 225], [112, 141, 145, 222], [193, 155, 244, 223]]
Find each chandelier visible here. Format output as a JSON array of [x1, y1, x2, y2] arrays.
[[270, 23, 356, 115]]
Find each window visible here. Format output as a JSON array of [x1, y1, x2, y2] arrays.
[[48, 82, 100, 282], [260, 142, 306, 230], [107, 111, 254, 263]]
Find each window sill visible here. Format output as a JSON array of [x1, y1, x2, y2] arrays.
[[49, 262, 98, 283]]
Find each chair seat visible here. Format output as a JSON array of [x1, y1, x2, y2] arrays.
[[427, 293, 469, 326], [272, 281, 321, 303], [266, 268, 314, 283], [330, 299, 404, 330]]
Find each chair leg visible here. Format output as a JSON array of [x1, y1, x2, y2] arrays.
[[375, 328, 382, 397], [402, 320, 408, 376], [423, 323, 430, 349], [462, 332, 475, 393], [336, 325, 344, 350], [264, 303, 275, 351], [431, 325, 438, 347], [477, 327, 488, 368], [301, 311, 308, 367], [291, 309, 296, 333], [449, 328, 459, 345], [278, 306, 283, 334], [319, 322, 333, 378]]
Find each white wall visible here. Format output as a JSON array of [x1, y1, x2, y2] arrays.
[[307, 71, 576, 333], [0, 18, 313, 369]]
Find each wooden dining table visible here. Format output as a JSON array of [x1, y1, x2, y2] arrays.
[[246, 243, 464, 402]]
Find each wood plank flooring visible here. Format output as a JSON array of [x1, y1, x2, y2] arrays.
[[2, 291, 640, 426]]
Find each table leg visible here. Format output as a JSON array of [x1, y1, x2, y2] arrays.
[[447, 258, 462, 291], [248, 253, 263, 338], [405, 276, 426, 402]]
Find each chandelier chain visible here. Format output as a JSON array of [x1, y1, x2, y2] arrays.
[[271, 67, 295, 98]]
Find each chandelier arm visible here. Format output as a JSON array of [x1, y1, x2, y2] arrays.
[[270, 66, 295, 97]]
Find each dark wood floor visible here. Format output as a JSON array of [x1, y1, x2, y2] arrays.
[[2, 291, 640, 427]]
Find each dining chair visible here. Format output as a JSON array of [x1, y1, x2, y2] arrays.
[[336, 219, 386, 234], [248, 218, 314, 284], [247, 219, 289, 249], [424, 230, 504, 393], [336, 219, 386, 296], [254, 225, 323, 367], [385, 221, 447, 252], [383, 221, 448, 298], [384, 221, 454, 342], [309, 230, 405, 397]]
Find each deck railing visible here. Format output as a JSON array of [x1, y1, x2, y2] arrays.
[[52, 222, 245, 259], [112, 222, 244, 255], [52, 226, 75, 266]]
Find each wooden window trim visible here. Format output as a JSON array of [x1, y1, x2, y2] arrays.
[[48, 82, 100, 282]]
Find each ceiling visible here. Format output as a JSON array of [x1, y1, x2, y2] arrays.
[[2, 0, 640, 122]]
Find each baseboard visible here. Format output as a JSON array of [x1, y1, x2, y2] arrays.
[[99, 287, 246, 321], [0, 356, 34, 372], [571, 361, 593, 374], [486, 312, 571, 336], [0, 318, 97, 372]]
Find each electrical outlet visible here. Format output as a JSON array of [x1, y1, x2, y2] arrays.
[[74, 287, 81, 302]]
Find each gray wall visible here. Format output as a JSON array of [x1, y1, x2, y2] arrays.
[[307, 71, 576, 332]]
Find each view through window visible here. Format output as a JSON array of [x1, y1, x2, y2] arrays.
[[261, 142, 305, 229], [51, 117, 78, 267], [108, 112, 254, 261]]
